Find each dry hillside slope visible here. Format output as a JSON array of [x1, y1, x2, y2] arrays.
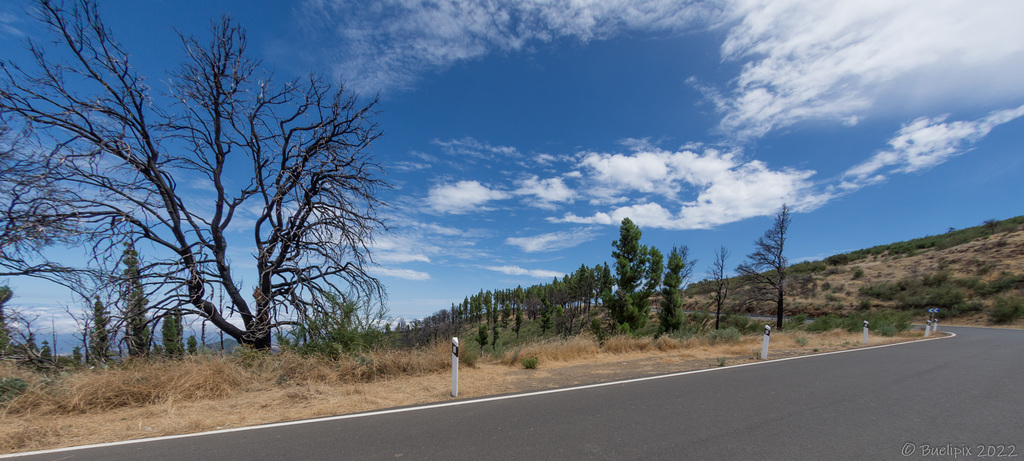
[[685, 218, 1024, 322]]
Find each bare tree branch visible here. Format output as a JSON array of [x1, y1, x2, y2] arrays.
[[0, 0, 388, 349]]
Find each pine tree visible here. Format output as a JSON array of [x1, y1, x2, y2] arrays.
[[161, 307, 184, 357], [540, 292, 554, 334], [514, 307, 523, 339], [659, 247, 686, 333], [90, 297, 111, 363], [607, 218, 663, 331], [122, 243, 151, 356], [186, 335, 198, 355], [475, 325, 488, 352], [0, 286, 11, 354]]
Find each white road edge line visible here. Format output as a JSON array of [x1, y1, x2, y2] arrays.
[[1, 331, 957, 459]]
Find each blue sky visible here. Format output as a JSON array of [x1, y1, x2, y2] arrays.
[[2, 0, 1024, 335]]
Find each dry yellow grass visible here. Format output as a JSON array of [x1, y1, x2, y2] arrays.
[[1, 330, 926, 454]]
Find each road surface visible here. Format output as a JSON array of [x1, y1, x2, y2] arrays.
[[6, 326, 1023, 460]]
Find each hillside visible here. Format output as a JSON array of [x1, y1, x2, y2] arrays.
[[684, 216, 1024, 323]]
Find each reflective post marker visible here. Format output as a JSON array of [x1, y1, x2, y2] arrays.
[[932, 319, 938, 334], [761, 325, 771, 359], [863, 320, 869, 345], [924, 320, 931, 337], [451, 337, 459, 397]]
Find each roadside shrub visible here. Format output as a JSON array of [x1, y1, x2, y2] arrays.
[[784, 313, 809, 330], [805, 315, 842, 332], [989, 295, 1024, 324], [861, 310, 913, 332], [876, 324, 898, 337], [0, 377, 29, 403], [720, 314, 759, 335], [521, 356, 539, 369], [805, 310, 910, 334], [706, 327, 741, 344], [460, 344, 479, 367]]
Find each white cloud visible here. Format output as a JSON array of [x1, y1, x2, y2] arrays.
[[505, 228, 597, 253], [844, 105, 1024, 185], [715, 0, 1024, 138], [391, 161, 432, 173], [426, 180, 510, 214], [534, 153, 558, 165], [485, 265, 564, 279], [297, 0, 718, 93], [0, 10, 25, 38], [558, 146, 828, 229], [514, 175, 575, 210], [370, 267, 431, 281], [433, 137, 520, 160], [372, 235, 434, 264]]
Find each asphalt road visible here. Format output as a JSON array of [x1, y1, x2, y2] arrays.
[[7, 326, 1023, 460]]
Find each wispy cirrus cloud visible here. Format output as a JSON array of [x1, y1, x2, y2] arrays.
[[370, 267, 431, 281], [295, 0, 719, 93], [0, 10, 25, 38], [713, 0, 1024, 138], [433, 137, 521, 160], [843, 104, 1024, 188], [484, 265, 564, 279], [505, 227, 597, 253]]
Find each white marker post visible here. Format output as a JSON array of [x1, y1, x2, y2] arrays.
[[862, 320, 869, 345], [451, 337, 459, 397], [924, 320, 931, 337], [932, 319, 938, 334], [761, 325, 771, 359]]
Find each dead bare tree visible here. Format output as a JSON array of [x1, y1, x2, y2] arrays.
[[0, 0, 387, 350], [737, 205, 791, 329], [707, 245, 730, 330]]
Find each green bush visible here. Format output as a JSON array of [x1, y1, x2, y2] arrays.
[[790, 260, 828, 275], [805, 315, 842, 332], [279, 293, 391, 357], [978, 272, 1024, 296], [461, 344, 480, 367], [784, 313, 809, 330], [859, 282, 902, 301], [521, 356, 539, 369], [806, 310, 911, 334], [706, 327, 741, 343], [0, 377, 29, 403], [876, 324, 898, 337], [824, 254, 850, 266], [989, 296, 1024, 324], [720, 314, 760, 335]]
